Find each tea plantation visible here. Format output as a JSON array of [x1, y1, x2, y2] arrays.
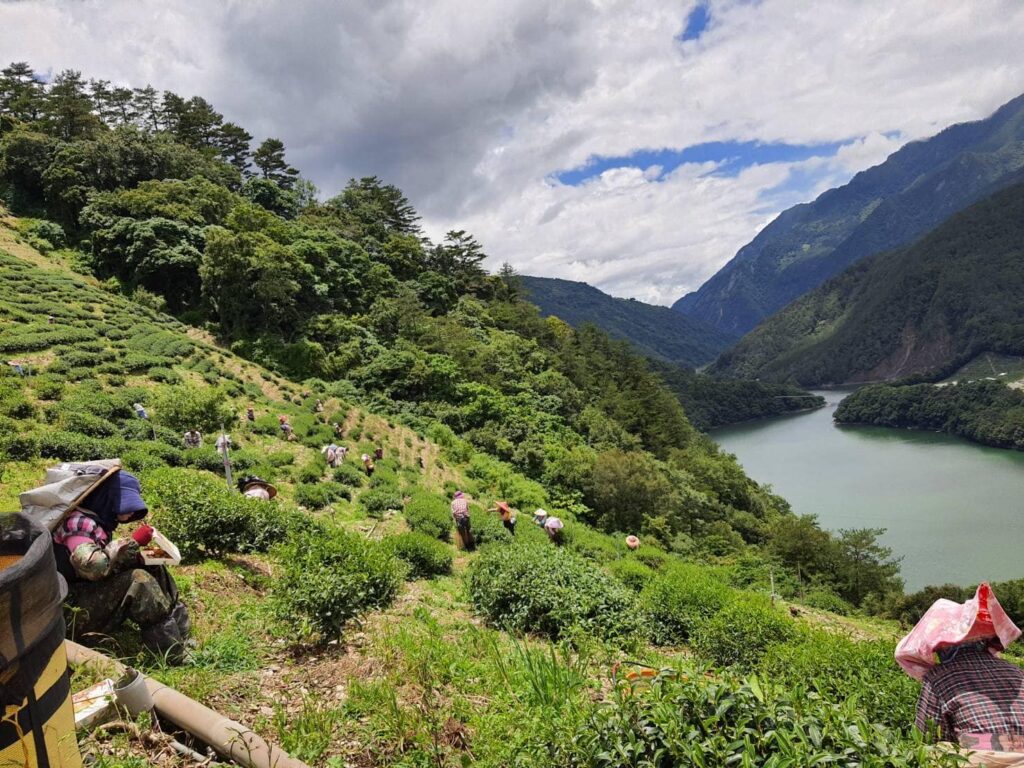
[[0, 219, 954, 766]]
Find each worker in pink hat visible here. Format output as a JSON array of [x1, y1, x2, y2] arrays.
[[896, 583, 1024, 755]]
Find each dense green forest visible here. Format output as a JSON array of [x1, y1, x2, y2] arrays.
[[520, 275, 823, 428], [674, 92, 1024, 336], [0, 61, 904, 607], [712, 180, 1024, 385], [520, 275, 734, 366], [835, 380, 1024, 450], [650, 360, 825, 429]]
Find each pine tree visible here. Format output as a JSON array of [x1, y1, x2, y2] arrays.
[[216, 122, 253, 176], [42, 70, 100, 140], [0, 62, 44, 123], [253, 138, 299, 189]]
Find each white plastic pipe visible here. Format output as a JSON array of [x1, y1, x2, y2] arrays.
[[65, 641, 308, 768]]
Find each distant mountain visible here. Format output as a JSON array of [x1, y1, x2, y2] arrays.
[[711, 180, 1024, 385], [521, 275, 735, 367], [674, 93, 1024, 337]]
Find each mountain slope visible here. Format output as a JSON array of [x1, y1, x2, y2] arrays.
[[521, 275, 735, 366], [674, 92, 1024, 336], [712, 180, 1024, 385]]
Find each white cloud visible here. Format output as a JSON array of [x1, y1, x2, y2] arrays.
[[2, 0, 1024, 304]]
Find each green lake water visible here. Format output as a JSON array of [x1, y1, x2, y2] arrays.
[[712, 391, 1024, 591]]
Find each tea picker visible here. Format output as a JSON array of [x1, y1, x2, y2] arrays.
[[19, 461, 191, 664], [897, 583, 1024, 762]]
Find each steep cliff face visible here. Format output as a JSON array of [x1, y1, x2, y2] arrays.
[[711, 180, 1024, 386], [675, 93, 1024, 337]]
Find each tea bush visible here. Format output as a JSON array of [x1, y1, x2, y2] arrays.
[[295, 482, 350, 509], [385, 531, 453, 579], [569, 667, 949, 767], [152, 383, 235, 433], [57, 411, 117, 437], [144, 467, 306, 559], [271, 529, 404, 640], [404, 492, 451, 541], [632, 545, 669, 570], [800, 587, 855, 616], [760, 629, 918, 728], [691, 593, 794, 670], [469, 506, 513, 546], [359, 488, 403, 518], [468, 542, 645, 645], [607, 558, 654, 592], [332, 462, 365, 487], [641, 563, 733, 645]]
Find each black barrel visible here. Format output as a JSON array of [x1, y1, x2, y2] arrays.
[[0, 513, 83, 768]]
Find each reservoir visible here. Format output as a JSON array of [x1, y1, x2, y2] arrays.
[[712, 390, 1024, 591]]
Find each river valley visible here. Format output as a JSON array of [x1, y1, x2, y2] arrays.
[[713, 390, 1024, 591]]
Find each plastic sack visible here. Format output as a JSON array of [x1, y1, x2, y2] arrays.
[[895, 583, 1021, 680], [19, 459, 122, 531]]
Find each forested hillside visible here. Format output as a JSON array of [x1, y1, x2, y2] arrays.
[[674, 92, 1024, 336], [520, 275, 734, 366], [712, 181, 1024, 385], [835, 380, 1024, 451]]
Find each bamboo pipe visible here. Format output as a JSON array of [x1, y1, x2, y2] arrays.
[[65, 640, 308, 768]]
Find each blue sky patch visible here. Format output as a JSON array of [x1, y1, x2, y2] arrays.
[[554, 139, 850, 186], [680, 2, 711, 42]]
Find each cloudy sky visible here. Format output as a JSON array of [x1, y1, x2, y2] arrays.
[[3, 0, 1024, 304]]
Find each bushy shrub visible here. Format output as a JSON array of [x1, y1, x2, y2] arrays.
[[469, 506, 513, 546], [295, 482, 350, 509], [468, 542, 645, 645], [404, 492, 451, 541], [56, 410, 117, 437], [385, 532, 453, 579], [31, 376, 64, 400], [0, 432, 39, 459], [181, 447, 225, 473], [564, 523, 621, 562], [761, 629, 918, 728], [691, 593, 794, 670], [570, 666, 947, 767], [641, 563, 733, 645], [799, 587, 855, 616], [271, 529, 404, 640], [632, 545, 669, 570], [37, 430, 126, 461], [359, 488, 403, 518], [266, 451, 296, 467], [148, 366, 181, 384], [152, 383, 235, 433], [607, 558, 655, 592], [297, 462, 325, 484], [333, 462, 365, 487], [144, 467, 306, 559]]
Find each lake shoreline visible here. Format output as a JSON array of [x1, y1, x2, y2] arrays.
[[714, 390, 1024, 592]]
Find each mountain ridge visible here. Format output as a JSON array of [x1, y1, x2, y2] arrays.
[[711, 179, 1024, 385], [674, 92, 1024, 336], [520, 274, 735, 367]]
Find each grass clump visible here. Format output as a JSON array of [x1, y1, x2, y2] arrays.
[[641, 563, 732, 645], [271, 529, 404, 641], [385, 532, 453, 579], [468, 542, 644, 645]]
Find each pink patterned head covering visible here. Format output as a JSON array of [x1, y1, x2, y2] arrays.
[[895, 583, 1021, 680]]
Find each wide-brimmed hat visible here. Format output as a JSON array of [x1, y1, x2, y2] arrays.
[[238, 475, 278, 499], [895, 583, 1021, 680], [625, 535, 640, 550], [544, 517, 563, 530], [533, 508, 548, 518]]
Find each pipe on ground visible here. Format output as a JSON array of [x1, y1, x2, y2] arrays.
[[65, 640, 308, 768]]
